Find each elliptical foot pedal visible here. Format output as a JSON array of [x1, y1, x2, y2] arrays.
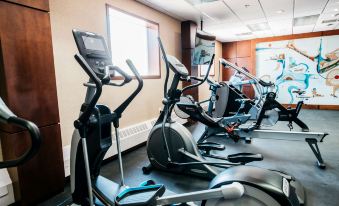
[[142, 164, 153, 174], [115, 184, 165, 206], [244, 137, 252, 144], [197, 142, 225, 151], [228, 153, 263, 164]]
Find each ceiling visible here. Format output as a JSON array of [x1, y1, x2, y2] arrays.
[[137, 0, 339, 42]]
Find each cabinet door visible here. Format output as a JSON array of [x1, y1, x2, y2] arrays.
[[1, 124, 64, 205], [0, 1, 60, 133], [3, 0, 49, 11]]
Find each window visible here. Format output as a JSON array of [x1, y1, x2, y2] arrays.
[[106, 5, 160, 78]]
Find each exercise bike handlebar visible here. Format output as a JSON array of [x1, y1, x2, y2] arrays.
[[219, 58, 274, 87], [182, 54, 215, 94], [0, 98, 41, 168]]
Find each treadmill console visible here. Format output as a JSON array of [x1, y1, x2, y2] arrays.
[[167, 55, 189, 77], [72, 29, 113, 77]]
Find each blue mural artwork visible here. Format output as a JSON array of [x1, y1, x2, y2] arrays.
[[256, 36, 339, 105]]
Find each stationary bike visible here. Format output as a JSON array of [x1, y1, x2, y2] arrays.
[[70, 29, 306, 206]]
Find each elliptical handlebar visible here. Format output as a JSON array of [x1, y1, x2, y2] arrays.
[[74, 54, 103, 129], [182, 54, 215, 94], [113, 59, 144, 119], [0, 98, 41, 168]]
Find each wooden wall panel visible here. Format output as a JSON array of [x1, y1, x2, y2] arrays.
[[0, 1, 60, 133], [3, 0, 49, 11], [236, 40, 251, 57], [222, 58, 236, 81], [1, 124, 64, 205], [222, 42, 236, 59], [181, 21, 199, 100]]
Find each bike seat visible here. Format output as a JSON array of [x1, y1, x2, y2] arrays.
[[176, 102, 222, 127], [198, 142, 225, 152], [228, 153, 263, 164], [115, 184, 165, 206]]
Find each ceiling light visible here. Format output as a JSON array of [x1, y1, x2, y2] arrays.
[[276, 9, 285, 14], [236, 32, 253, 36], [185, 0, 218, 6], [247, 22, 270, 31], [244, 4, 251, 8], [293, 14, 320, 26], [327, 23, 334, 26], [334, 8, 339, 12]]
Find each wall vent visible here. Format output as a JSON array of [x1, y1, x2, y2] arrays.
[[236, 32, 253, 36], [293, 14, 319, 26], [322, 19, 337, 24], [185, 0, 219, 6]]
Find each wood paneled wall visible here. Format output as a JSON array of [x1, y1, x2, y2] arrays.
[[222, 30, 339, 110], [222, 40, 254, 98]]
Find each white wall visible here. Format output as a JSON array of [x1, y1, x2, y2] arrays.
[[49, 0, 182, 147]]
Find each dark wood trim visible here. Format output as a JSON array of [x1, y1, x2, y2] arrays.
[[105, 4, 161, 80], [3, 0, 49, 12]]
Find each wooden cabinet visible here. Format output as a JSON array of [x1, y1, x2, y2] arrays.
[[181, 21, 199, 100], [222, 42, 237, 59], [0, 1, 59, 133], [236, 40, 251, 58], [0, 1, 64, 205], [3, 0, 49, 11], [0, 124, 64, 205]]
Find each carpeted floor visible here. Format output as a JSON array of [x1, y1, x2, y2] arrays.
[[39, 109, 339, 206]]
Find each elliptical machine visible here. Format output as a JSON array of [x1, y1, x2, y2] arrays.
[[70, 29, 306, 206], [0, 97, 41, 168], [143, 38, 265, 180]]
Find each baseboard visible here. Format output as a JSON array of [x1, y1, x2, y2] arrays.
[[62, 113, 187, 177]]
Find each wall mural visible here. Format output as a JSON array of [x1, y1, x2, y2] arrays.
[[256, 35, 339, 105]]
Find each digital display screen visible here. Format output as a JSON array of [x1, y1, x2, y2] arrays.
[[82, 36, 106, 52]]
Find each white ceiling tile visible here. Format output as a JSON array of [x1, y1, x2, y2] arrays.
[[260, 0, 294, 20], [294, 0, 327, 13], [243, 18, 267, 25], [293, 9, 322, 18], [223, 0, 265, 21], [195, 1, 237, 22], [323, 1, 339, 13], [268, 18, 293, 35], [137, 0, 200, 21], [292, 25, 314, 34]]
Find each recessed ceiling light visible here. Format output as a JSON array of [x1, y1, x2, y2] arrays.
[[293, 14, 320, 26], [247, 22, 270, 31], [276, 9, 285, 14], [327, 23, 334, 26], [244, 4, 251, 8], [334, 8, 339, 12]]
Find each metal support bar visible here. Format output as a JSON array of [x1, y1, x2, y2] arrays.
[[156, 183, 244, 205], [235, 128, 328, 168], [306, 138, 326, 169]]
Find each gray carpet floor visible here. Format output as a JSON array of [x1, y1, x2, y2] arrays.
[[39, 109, 339, 206]]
